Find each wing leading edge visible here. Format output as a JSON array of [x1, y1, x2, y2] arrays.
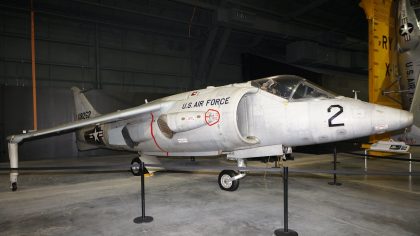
[[7, 100, 174, 144]]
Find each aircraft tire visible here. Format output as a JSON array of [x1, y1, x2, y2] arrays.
[[11, 182, 17, 191], [130, 157, 141, 176], [218, 170, 240, 191]]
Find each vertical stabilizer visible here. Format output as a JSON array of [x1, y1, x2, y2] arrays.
[[401, 73, 420, 144], [398, 0, 420, 109], [71, 87, 101, 150], [394, 0, 420, 144], [71, 87, 100, 119]]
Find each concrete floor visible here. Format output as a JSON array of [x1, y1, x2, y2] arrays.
[[0, 152, 419, 236]]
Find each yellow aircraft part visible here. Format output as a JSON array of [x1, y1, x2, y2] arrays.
[[360, 0, 402, 150]]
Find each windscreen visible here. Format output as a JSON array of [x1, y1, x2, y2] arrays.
[[251, 75, 336, 101]]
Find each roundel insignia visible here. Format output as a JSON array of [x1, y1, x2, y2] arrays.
[[400, 22, 414, 40], [205, 109, 220, 126], [84, 125, 105, 145]]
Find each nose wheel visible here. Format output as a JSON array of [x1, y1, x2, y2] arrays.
[[218, 170, 240, 191]]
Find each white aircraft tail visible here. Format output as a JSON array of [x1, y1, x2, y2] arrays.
[[397, 76, 420, 144], [71, 87, 100, 119], [71, 87, 101, 150]]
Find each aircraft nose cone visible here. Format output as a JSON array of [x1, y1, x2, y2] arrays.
[[372, 105, 413, 134], [400, 109, 413, 128]]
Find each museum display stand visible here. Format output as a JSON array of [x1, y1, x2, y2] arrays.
[[133, 161, 154, 224]]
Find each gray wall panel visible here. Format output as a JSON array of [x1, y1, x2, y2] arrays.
[[0, 86, 170, 161], [0, 11, 215, 92], [3, 37, 30, 58]]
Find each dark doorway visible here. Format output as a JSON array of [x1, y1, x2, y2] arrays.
[[241, 53, 322, 84]]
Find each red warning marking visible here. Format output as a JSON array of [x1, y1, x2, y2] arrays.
[[150, 113, 169, 156], [205, 109, 220, 126]]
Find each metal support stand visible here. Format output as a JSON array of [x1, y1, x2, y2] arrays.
[[409, 153, 412, 173], [328, 146, 341, 186], [364, 149, 413, 173], [274, 167, 298, 236], [133, 161, 153, 224], [364, 149, 368, 171]]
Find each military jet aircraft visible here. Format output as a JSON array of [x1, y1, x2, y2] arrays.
[[7, 75, 413, 191], [392, 0, 420, 143], [397, 0, 420, 110]]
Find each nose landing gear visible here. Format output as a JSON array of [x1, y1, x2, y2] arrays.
[[218, 170, 240, 191], [218, 159, 247, 191]]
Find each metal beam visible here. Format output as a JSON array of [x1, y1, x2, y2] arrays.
[[287, 0, 331, 18], [196, 27, 218, 85], [0, 4, 205, 40], [0, 32, 191, 60], [70, 0, 208, 28], [206, 27, 231, 84], [94, 24, 101, 89], [1, 75, 187, 91], [223, 0, 366, 45], [0, 57, 190, 78], [30, 0, 37, 130], [169, 0, 218, 10]]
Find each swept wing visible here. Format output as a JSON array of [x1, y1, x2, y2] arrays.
[[7, 101, 173, 144]]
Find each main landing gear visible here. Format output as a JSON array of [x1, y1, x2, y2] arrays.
[[130, 155, 246, 192], [218, 159, 247, 191]]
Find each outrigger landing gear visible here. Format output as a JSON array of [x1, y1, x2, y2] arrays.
[[11, 182, 17, 192], [8, 142, 19, 192], [218, 159, 247, 191], [130, 157, 149, 176], [130, 157, 141, 176]]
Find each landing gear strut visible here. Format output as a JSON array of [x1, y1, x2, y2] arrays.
[[218, 159, 247, 191], [11, 182, 17, 192], [9, 142, 19, 192], [130, 157, 149, 176]]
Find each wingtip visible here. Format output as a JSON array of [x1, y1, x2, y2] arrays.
[[71, 87, 81, 93]]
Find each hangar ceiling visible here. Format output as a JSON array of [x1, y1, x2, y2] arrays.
[[0, 0, 368, 92]]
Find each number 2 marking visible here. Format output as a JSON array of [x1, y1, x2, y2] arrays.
[[328, 105, 344, 127]]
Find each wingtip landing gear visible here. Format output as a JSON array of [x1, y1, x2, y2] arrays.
[[10, 182, 17, 191], [131, 157, 144, 176], [8, 142, 19, 192]]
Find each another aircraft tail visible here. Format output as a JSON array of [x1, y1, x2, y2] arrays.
[[396, 76, 420, 144], [71, 87, 101, 150]]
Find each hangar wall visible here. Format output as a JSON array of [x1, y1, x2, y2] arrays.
[[0, 86, 168, 162], [0, 5, 368, 161], [0, 7, 244, 161], [0, 10, 243, 92]]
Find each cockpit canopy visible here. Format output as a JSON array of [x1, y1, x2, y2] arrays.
[[251, 75, 336, 101]]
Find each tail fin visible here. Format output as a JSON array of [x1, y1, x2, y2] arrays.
[[396, 76, 420, 144], [71, 87, 100, 120], [71, 87, 101, 151]]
